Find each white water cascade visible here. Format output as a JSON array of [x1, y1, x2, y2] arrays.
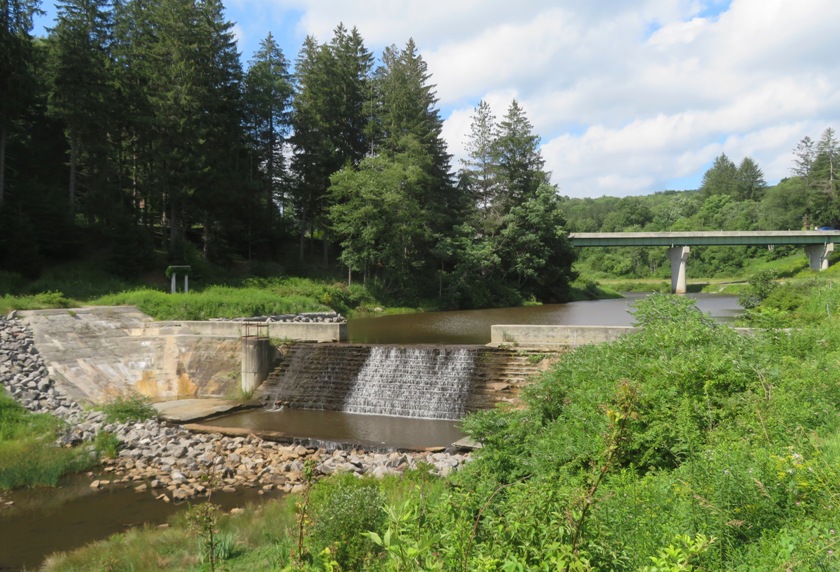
[[342, 347, 475, 419], [266, 345, 477, 421]]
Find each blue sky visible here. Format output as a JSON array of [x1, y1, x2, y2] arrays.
[[34, 0, 840, 199]]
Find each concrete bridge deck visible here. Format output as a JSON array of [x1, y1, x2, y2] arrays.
[[569, 230, 840, 247]]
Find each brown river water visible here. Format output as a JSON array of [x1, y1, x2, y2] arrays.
[[0, 473, 280, 571], [0, 294, 741, 570], [347, 293, 742, 344]]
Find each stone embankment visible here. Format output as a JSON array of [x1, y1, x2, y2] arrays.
[[0, 315, 470, 503]]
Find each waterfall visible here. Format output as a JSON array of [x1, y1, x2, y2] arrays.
[[343, 347, 475, 419], [267, 345, 477, 420]]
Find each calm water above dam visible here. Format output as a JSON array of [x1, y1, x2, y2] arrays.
[[348, 293, 742, 345]]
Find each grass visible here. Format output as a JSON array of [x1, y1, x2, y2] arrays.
[[2, 278, 366, 320], [0, 391, 96, 490]]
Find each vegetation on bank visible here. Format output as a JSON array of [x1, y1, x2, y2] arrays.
[[0, 393, 95, 490], [38, 283, 840, 570], [0, 265, 625, 320]]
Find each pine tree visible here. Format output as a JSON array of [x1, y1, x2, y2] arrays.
[[735, 157, 765, 201], [814, 127, 839, 197], [290, 26, 373, 262], [372, 39, 456, 229], [792, 135, 815, 182], [191, 0, 245, 259], [0, 0, 40, 208], [243, 32, 293, 223], [111, 0, 157, 229], [459, 99, 498, 217], [492, 99, 547, 213], [699, 153, 738, 198], [47, 0, 116, 217]]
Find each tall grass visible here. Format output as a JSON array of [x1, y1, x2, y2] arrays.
[[90, 278, 380, 319], [0, 392, 95, 489]]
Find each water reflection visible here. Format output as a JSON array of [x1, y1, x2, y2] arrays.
[[348, 293, 742, 345]]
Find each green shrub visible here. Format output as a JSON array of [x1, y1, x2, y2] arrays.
[[0, 438, 94, 489], [98, 394, 157, 423], [308, 475, 386, 570], [738, 269, 778, 309]]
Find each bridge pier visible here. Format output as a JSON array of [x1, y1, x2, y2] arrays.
[[805, 243, 834, 271], [668, 246, 690, 294]]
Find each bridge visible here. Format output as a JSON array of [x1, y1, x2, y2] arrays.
[[568, 231, 840, 293]]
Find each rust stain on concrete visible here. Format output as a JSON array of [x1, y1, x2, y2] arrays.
[[135, 370, 160, 398], [176, 372, 198, 398]]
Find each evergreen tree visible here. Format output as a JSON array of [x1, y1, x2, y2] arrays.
[[290, 26, 373, 262], [328, 25, 373, 166], [736, 157, 765, 201], [373, 39, 451, 181], [372, 39, 459, 240], [792, 135, 815, 182], [47, 0, 116, 217], [0, 0, 40, 207], [699, 153, 738, 198], [492, 99, 547, 214], [243, 32, 293, 223], [191, 0, 245, 259], [459, 99, 498, 218], [789, 128, 840, 228], [813, 127, 839, 197], [111, 0, 158, 229]]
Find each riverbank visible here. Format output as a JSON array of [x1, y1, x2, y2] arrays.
[[0, 314, 471, 496]]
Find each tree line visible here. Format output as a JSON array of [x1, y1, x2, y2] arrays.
[[0, 0, 576, 307], [564, 127, 840, 278]]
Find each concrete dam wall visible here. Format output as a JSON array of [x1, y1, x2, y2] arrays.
[[18, 306, 566, 415], [18, 306, 344, 405], [258, 343, 560, 419]]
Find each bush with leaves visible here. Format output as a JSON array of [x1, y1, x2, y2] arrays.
[[98, 393, 157, 423], [307, 474, 386, 570], [453, 293, 840, 569]]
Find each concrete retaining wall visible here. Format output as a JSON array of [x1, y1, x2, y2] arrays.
[[131, 320, 346, 342], [18, 306, 344, 405], [490, 324, 637, 347]]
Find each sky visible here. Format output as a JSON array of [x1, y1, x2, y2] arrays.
[[34, 0, 840, 199]]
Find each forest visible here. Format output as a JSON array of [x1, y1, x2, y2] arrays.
[[2, 0, 840, 310], [0, 0, 574, 309]]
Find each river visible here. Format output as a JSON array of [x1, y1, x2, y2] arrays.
[[0, 293, 741, 569], [0, 473, 280, 571], [348, 293, 742, 344]]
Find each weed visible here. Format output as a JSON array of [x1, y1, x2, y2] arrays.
[[93, 431, 121, 459], [185, 501, 222, 571], [98, 394, 157, 423]]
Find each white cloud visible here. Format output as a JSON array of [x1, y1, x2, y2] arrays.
[[220, 0, 840, 198]]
